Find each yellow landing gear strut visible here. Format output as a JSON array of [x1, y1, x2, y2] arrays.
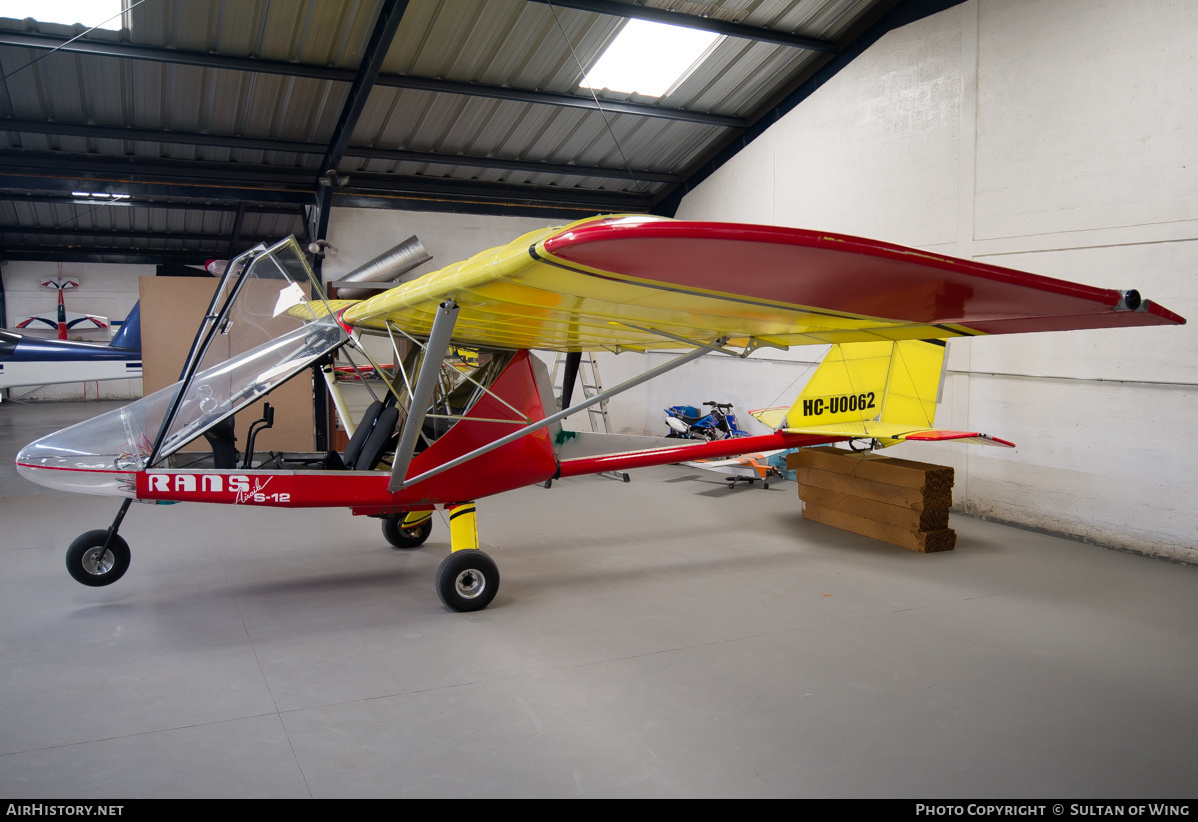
[[435, 502, 500, 612], [448, 503, 479, 552]]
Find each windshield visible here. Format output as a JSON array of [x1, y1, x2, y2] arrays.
[[153, 238, 343, 462], [15, 315, 344, 494], [16, 237, 348, 493]]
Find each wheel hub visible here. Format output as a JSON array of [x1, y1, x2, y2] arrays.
[[82, 547, 114, 576], [454, 569, 486, 599]]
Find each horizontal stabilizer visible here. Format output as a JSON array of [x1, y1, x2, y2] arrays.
[[18, 311, 108, 331], [748, 407, 788, 430], [41, 277, 79, 290], [781, 421, 1014, 448]]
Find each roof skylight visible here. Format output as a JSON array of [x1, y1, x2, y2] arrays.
[[2, 0, 126, 30], [580, 19, 722, 98]]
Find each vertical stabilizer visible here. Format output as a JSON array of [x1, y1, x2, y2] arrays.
[[785, 340, 947, 430], [876, 339, 946, 427], [108, 302, 141, 351]]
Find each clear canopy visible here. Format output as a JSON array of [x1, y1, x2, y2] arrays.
[[16, 239, 347, 496], [156, 238, 339, 460]]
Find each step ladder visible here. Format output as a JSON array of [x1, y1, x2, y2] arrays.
[[550, 353, 613, 433], [549, 352, 629, 483]]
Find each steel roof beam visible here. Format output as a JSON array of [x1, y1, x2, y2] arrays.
[[0, 153, 649, 211], [322, 0, 409, 174], [0, 32, 742, 128], [0, 171, 315, 207], [0, 119, 682, 182], [227, 203, 247, 258], [0, 245, 224, 264], [372, 75, 745, 128], [349, 146, 680, 183], [0, 31, 347, 79], [325, 193, 611, 220], [0, 225, 277, 244], [338, 174, 650, 211], [0, 194, 300, 215], [523, 0, 837, 52], [2, 118, 319, 154], [0, 150, 318, 186]]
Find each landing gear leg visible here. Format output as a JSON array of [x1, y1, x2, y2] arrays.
[[67, 498, 133, 587], [435, 502, 499, 612]]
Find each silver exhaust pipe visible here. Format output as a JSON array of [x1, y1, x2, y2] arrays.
[[335, 236, 432, 299]]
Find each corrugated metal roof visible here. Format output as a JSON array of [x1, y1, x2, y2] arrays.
[[0, 0, 920, 262]]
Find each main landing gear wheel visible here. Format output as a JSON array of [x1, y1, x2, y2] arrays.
[[382, 515, 432, 549], [66, 530, 131, 587], [435, 550, 499, 612]]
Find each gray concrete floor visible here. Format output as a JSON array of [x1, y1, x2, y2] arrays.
[[0, 400, 1195, 798]]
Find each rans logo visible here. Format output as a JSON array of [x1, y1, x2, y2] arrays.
[[144, 474, 290, 504], [146, 474, 253, 493]]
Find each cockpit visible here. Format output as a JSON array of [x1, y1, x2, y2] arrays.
[[16, 238, 348, 495], [16, 236, 539, 499]]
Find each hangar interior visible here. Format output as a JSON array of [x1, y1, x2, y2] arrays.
[[0, 0, 1195, 799]]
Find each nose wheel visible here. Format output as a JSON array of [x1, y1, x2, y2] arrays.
[[66, 530, 131, 587]]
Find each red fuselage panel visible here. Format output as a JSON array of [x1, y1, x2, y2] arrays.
[[136, 350, 558, 510]]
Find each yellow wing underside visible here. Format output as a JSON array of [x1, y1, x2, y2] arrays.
[[328, 217, 977, 352]]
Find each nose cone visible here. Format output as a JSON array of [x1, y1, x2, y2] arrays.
[[15, 402, 154, 498], [16, 442, 136, 498]]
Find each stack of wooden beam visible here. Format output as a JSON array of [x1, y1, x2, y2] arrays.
[[786, 446, 957, 553]]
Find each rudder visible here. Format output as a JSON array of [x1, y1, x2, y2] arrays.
[[785, 340, 947, 430]]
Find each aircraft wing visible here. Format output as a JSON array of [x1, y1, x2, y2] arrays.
[[680, 450, 785, 475], [338, 216, 1184, 351]]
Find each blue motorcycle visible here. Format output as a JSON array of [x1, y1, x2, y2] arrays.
[[664, 401, 750, 441]]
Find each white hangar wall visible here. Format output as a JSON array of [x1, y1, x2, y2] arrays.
[[668, 0, 1197, 562]]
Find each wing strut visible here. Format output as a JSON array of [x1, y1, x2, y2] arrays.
[[388, 300, 460, 490], [560, 351, 582, 407], [390, 338, 727, 492]]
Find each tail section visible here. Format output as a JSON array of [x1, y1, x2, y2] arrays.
[[775, 340, 1012, 448], [108, 302, 141, 351]]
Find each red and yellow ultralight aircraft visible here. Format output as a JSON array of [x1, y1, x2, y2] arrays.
[[15, 215, 1185, 611]]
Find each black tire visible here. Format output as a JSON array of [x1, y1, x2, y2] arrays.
[[382, 515, 432, 550], [435, 550, 499, 612], [763, 482, 770, 490], [66, 530, 131, 587]]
